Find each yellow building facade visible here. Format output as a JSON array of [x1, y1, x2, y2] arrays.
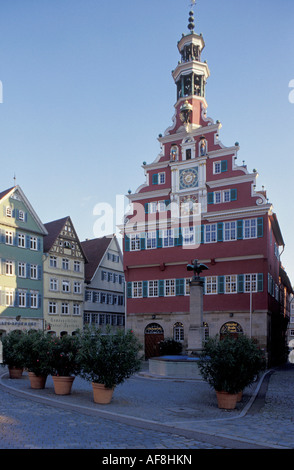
[[43, 216, 87, 336]]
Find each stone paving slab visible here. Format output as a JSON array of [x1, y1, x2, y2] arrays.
[[1, 364, 294, 449]]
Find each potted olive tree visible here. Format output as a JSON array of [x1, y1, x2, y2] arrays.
[[22, 330, 52, 389], [47, 334, 80, 395], [1, 330, 26, 378], [77, 327, 142, 404], [198, 334, 266, 410]]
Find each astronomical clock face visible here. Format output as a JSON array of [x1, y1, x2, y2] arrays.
[[179, 167, 199, 190]]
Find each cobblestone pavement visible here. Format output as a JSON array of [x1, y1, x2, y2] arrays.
[[0, 363, 293, 450]]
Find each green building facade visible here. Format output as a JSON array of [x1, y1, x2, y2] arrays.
[[0, 186, 48, 337]]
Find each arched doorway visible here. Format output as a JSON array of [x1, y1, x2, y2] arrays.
[[144, 323, 164, 359], [220, 322, 244, 339]]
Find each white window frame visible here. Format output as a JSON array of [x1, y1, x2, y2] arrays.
[[18, 290, 26, 308], [74, 261, 81, 272], [214, 191, 222, 204], [5, 260, 14, 276], [163, 229, 174, 248], [130, 234, 141, 251], [213, 161, 222, 174], [224, 221, 237, 241], [165, 279, 175, 297], [5, 289, 14, 307], [244, 274, 257, 293], [61, 302, 70, 315], [62, 258, 69, 270], [30, 237, 38, 251], [148, 280, 158, 297], [48, 302, 58, 315], [146, 231, 157, 250], [18, 210, 25, 221], [50, 256, 57, 268], [133, 281, 143, 298], [30, 264, 38, 280], [158, 172, 165, 184], [18, 262, 26, 278], [30, 292, 38, 309], [74, 282, 82, 294], [73, 304, 81, 316], [5, 231, 13, 245], [244, 219, 257, 239], [205, 276, 218, 295], [62, 280, 70, 293], [50, 278, 58, 291], [225, 275, 237, 294], [183, 227, 195, 246], [18, 233, 26, 248], [205, 224, 217, 243], [185, 278, 191, 295]]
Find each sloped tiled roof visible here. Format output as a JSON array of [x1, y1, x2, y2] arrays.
[[43, 216, 70, 253], [81, 236, 113, 282], [0, 187, 14, 201]]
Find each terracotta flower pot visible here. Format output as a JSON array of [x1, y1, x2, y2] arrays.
[[237, 390, 243, 402], [52, 376, 75, 395], [28, 372, 47, 390], [215, 391, 238, 410], [9, 367, 23, 379], [92, 383, 114, 404]]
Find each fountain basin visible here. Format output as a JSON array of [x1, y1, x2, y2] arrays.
[[148, 355, 202, 379]]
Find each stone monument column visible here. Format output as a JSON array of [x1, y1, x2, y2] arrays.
[[187, 260, 208, 356]]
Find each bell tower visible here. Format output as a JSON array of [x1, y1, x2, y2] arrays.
[[171, 6, 210, 131]]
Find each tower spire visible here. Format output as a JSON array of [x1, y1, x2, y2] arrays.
[[188, 1, 196, 33]]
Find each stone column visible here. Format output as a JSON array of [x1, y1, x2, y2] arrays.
[[187, 277, 204, 356]]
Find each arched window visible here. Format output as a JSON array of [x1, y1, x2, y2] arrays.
[[173, 322, 184, 342], [220, 322, 244, 339]]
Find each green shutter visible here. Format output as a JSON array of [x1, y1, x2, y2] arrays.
[[176, 279, 185, 296], [159, 280, 165, 297], [143, 281, 148, 298], [218, 276, 225, 294], [238, 274, 244, 293], [125, 235, 130, 252], [152, 174, 158, 185], [217, 223, 223, 242], [177, 228, 183, 246], [221, 160, 228, 172], [127, 282, 132, 299], [140, 236, 146, 251], [257, 217, 264, 238], [145, 203, 149, 214], [157, 230, 162, 248], [258, 274, 264, 292], [207, 192, 214, 204], [201, 225, 204, 244], [237, 220, 243, 240], [231, 188, 237, 201]]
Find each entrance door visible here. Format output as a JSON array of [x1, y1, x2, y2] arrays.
[[144, 323, 164, 359], [220, 322, 244, 340]]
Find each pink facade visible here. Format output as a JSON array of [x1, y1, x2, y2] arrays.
[[122, 10, 292, 364]]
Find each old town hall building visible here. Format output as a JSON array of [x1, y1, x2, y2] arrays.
[[122, 9, 292, 365]]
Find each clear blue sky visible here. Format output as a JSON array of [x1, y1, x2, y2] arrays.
[[0, 0, 294, 283]]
